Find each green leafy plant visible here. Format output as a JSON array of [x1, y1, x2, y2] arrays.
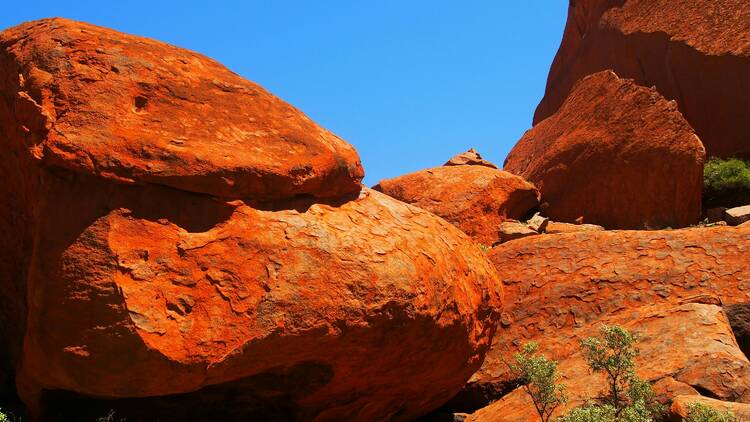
[[0, 409, 8, 422], [510, 342, 568, 422], [558, 325, 662, 422], [684, 402, 737, 422], [703, 157, 750, 208]]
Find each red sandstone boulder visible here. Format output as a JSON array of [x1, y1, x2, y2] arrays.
[[0, 19, 502, 421], [469, 302, 750, 421], [505, 70, 705, 229], [0, 18, 363, 200], [444, 149, 498, 169], [534, 0, 750, 159], [463, 225, 750, 408], [374, 165, 540, 245]]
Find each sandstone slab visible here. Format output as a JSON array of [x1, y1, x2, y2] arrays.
[[726, 205, 750, 226]]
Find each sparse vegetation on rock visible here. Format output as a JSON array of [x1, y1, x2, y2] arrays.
[[703, 158, 750, 208], [684, 402, 737, 422], [510, 342, 567, 422]]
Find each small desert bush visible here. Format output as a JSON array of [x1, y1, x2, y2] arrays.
[[703, 157, 750, 207], [684, 402, 737, 422]]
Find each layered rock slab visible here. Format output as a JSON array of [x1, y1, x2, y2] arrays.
[[0, 18, 363, 200], [505, 71, 705, 229], [375, 165, 540, 245], [469, 225, 750, 403], [534, 0, 750, 159], [468, 303, 750, 421]]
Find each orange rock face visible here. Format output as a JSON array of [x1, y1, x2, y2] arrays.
[[444, 149, 498, 169], [375, 165, 540, 245], [0, 18, 363, 200], [505, 71, 705, 229], [535, 0, 750, 159], [469, 302, 750, 421], [0, 19, 502, 421], [468, 225, 750, 405], [670, 395, 750, 420]]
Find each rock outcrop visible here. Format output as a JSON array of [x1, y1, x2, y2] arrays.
[[534, 0, 750, 159], [444, 149, 498, 169], [505, 71, 705, 229], [466, 225, 750, 405], [670, 395, 750, 420], [0, 18, 502, 421], [468, 302, 750, 421], [375, 164, 539, 245]]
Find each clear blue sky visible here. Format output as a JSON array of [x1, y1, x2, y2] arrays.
[[1, 1, 567, 186]]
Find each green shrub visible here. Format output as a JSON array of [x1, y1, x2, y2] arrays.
[[558, 325, 662, 422], [684, 402, 737, 422], [510, 342, 567, 422], [703, 157, 750, 207], [0, 410, 8, 422]]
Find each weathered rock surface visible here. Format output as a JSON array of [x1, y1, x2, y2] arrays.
[[444, 149, 498, 169], [669, 395, 750, 420], [0, 18, 363, 200], [374, 165, 540, 245], [0, 19, 502, 421], [505, 71, 705, 229], [726, 205, 750, 226], [534, 0, 750, 159], [469, 225, 750, 402], [497, 221, 539, 244], [468, 303, 750, 421], [544, 221, 605, 234]]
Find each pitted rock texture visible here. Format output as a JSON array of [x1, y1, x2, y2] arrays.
[[0, 18, 501, 421], [505, 71, 705, 229], [535, 0, 750, 159], [0, 18, 363, 200], [468, 303, 750, 421], [374, 166, 540, 245], [470, 225, 750, 398], [17, 183, 501, 421]]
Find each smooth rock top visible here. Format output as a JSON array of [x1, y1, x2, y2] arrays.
[[375, 165, 540, 245], [505, 70, 705, 229], [0, 18, 364, 200], [444, 149, 498, 169]]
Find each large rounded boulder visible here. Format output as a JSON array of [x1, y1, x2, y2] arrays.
[[0, 18, 501, 421], [505, 70, 705, 229]]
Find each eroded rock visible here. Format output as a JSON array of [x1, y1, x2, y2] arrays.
[[505, 71, 706, 229], [375, 165, 539, 245], [534, 0, 750, 159], [468, 303, 750, 421]]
